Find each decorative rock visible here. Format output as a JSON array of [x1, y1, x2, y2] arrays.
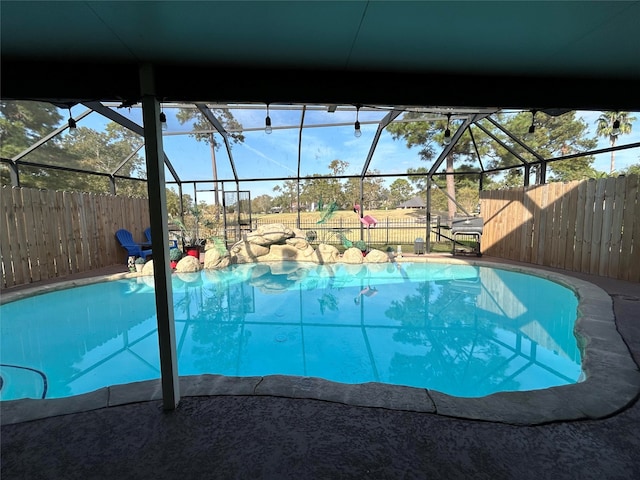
[[261, 243, 316, 262], [285, 236, 310, 249], [245, 224, 294, 246], [175, 255, 202, 273], [364, 248, 390, 263], [174, 272, 202, 285], [204, 247, 231, 270], [230, 241, 270, 263], [342, 247, 365, 264], [141, 259, 154, 276], [312, 243, 340, 264], [292, 227, 307, 238], [341, 263, 367, 277], [198, 223, 387, 271]]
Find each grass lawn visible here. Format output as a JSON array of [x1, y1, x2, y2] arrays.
[[255, 208, 429, 223]]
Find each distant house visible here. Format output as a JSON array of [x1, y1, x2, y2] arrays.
[[397, 196, 426, 209]]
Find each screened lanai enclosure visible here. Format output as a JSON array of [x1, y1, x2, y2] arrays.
[[3, 0, 640, 415], [3, 100, 639, 255]]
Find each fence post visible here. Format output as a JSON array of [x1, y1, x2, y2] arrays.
[[386, 217, 389, 245]]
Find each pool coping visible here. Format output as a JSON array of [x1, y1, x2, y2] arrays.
[[2, 257, 639, 426]]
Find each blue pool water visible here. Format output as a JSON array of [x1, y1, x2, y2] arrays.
[[0, 262, 581, 401]]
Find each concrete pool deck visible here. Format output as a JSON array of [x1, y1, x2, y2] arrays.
[[2, 256, 640, 478]]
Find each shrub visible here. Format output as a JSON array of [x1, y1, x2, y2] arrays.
[[169, 248, 183, 261]]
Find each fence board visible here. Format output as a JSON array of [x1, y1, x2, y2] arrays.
[[588, 180, 605, 274], [530, 185, 544, 265], [35, 188, 54, 280], [562, 181, 580, 271], [607, 176, 626, 278], [22, 188, 42, 282], [598, 178, 616, 276], [546, 183, 557, 267], [573, 181, 587, 272], [11, 188, 30, 284], [555, 182, 568, 268], [1, 187, 16, 287], [68, 192, 85, 272], [622, 176, 639, 282], [51, 190, 69, 277], [506, 190, 520, 261], [62, 191, 78, 274], [555, 183, 569, 269], [40, 189, 58, 279], [521, 186, 534, 262], [580, 180, 596, 273]]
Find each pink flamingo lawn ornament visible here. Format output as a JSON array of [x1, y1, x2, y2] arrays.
[[359, 215, 377, 228], [353, 203, 377, 244], [354, 203, 377, 227]]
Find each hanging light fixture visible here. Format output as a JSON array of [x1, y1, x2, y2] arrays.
[[354, 105, 362, 138], [159, 112, 168, 130], [612, 116, 621, 136], [443, 113, 452, 145], [265, 104, 272, 134], [68, 107, 77, 130], [524, 109, 537, 140], [159, 104, 168, 131]]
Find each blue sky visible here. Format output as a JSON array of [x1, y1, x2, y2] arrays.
[[67, 104, 640, 202]]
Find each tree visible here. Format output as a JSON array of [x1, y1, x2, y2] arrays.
[[251, 194, 273, 214], [387, 112, 487, 218], [596, 111, 636, 174], [299, 160, 349, 209], [485, 111, 597, 186], [301, 174, 336, 210], [343, 170, 387, 210], [59, 123, 147, 195], [272, 179, 297, 212], [175, 107, 245, 147], [388, 178, 414, 207], [0, 100, 64, 158], [619, 163, 640, 176], [0, 100, 149, 195], [1, 101, 70, 188]]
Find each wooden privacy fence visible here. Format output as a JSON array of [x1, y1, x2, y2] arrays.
[[2, 176, 639, 288], [480, 175, 639, 282], [1, 186, 150, 289]]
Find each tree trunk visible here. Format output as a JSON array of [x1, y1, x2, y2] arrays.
[[446, 154, 456, 220]]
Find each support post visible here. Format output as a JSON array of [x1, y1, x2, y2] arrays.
[[8, 161, 20, 187], [426, 176, 432, 253], [139, 64, 180, 410], [539, 161, 547, 185], [359, 178, 364, 241]]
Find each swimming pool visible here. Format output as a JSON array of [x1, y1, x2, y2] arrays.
[[0, 261, 582, 401]]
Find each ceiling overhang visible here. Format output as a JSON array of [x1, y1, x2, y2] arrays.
[[3, 60, 640, 111]]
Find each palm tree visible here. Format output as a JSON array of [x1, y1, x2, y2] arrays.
[[596, 111, 635, 174]]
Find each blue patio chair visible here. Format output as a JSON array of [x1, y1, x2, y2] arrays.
[[144, 226, 178, 249], [115, 229, 153, 260]]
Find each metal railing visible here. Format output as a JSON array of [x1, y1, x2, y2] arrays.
[[253, 217, 445, 250]]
